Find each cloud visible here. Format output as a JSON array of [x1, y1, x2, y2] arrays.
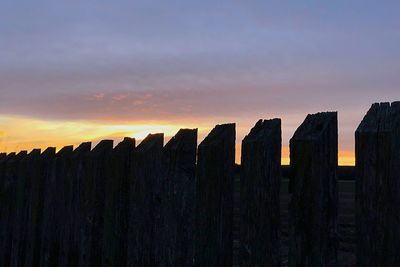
[[0, 87, 361, 122]]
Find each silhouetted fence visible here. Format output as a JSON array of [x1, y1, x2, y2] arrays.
[[0, 102, 398, 267]]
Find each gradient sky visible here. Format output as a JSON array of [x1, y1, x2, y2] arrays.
[[1, 0, 400, 165]]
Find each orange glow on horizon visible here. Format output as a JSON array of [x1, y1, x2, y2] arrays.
[[0, 115, 355, 166]]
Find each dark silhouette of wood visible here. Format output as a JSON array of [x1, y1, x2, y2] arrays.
[[25, 148, 56, 267], [10, 149, 41, 267], [58, 142, 91, 267], [356, 102, 400, 267], [79, 140, 113, 267], [2, 106, 396, 267], [128, 134, 163, 267], [239, 119, 281, 267], [39, 146, 74, 267], [160, 129, 197, 267], [289, 112, 338, 267], [0, 151, 25, 267], [102, 138, 135, 267], [195, 123, 235, 267]]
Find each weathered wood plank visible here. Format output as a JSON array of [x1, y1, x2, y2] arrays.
[[25, 148, 56, 267], [289, 112, 338, 267], [128, 133, 164, 267], [39, 146, 74, 267], [0, 151, 25, 267], [58, 142, 91, 267], [102, 138, 135, 267], [160, 129, 197, 267], [79, 140, 113, 267], [195, 123, 235, 267], [10, 149, 41, 267], [239, 119, 281, 267], [356, 102, 400, 267]]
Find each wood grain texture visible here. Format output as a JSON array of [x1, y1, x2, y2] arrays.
[[356, 102, 400, 267], [195, 123, 235, 267], [102, 138, 135, 267], [25, 148, 56, 267], [289, 112, 338, 267], [58, 142, 91, 267], [10, 149, 41, 267], [78, 140, 113, 267], [239, 119, 281, 267], [0, 151, 26, 267], [160, 129, 197, 267], [128, 133, 163, 267], [39, 146, 73, 267]]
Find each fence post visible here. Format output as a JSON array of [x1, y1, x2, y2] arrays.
[[10, 149, 41, 267], [39, 146, 74, 267], [102, 138, 135, 267], [160, 129, 197, 267], [79, 140, 113, 267], [195, 123, 235, 267], [0, 151, 26, 267], [355, 102, 400, 267], [58, 142, 91, 267], [25, 147, 56, 267], [128, 133, 164, 267], [239, 119, 281, 267], [289, 112, 338, 267]]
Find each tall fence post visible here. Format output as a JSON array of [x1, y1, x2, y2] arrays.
[[0, 151, 26, 267], [355, 102, 400, 267], [195, 123, 235, 267], [161, 129, 197, 267], [79, 140, 113, 267], [11, 149, 41, 267], [239, 119, 281, 267], [289, 112, 338, 267], [102, 137, 135, 267], [128, 133, 164, 267]]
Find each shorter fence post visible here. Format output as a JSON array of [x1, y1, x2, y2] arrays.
[[40, 146, 74, 267], [11, 149, 41, 267], [79, 140, 113, 267], [0, 151, 27, 267], [195, 123, 235, 267], [59, 142, 91, 267], [103, 138, 135, 267], [128, 134, 163, 267], [25, 147, 56, 267], [239, 119, 281, 267], [161, 129, 197, 267]]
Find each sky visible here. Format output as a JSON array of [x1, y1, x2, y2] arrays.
[[1, 0, 399, 165]]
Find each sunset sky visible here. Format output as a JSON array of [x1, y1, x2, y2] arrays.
[[1, 1, 399, 165]]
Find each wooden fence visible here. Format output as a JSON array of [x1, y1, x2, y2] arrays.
[[0, 101, 398, 267]]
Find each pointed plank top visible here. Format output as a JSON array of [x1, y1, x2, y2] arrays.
[[243, 119, 281, 143], [292, 112, 337, 141], [136, 133, 164, 153], [114, 137, 136, 151], [164, 129, 197, 151], [356, 102, 400, 134], [199, 123, 235, 148]]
